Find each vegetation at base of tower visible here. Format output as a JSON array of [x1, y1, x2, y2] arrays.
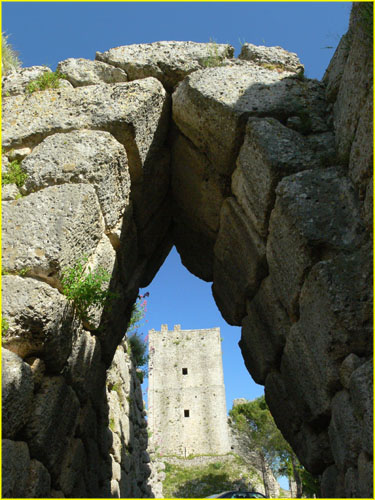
[[2, 33, 21, 75], [61, 256, 116, 324], [229, 396, 320, 498], [2, 160, 27, 188], [126, 293, 149, 380], [26, 69, 67, 94], [162, 454, 262, 498]]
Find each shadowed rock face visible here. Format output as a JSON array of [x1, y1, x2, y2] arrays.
[[2, 7, 372, 497]]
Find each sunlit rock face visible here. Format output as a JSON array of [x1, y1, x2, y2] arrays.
[[2, 5, 372, 497]]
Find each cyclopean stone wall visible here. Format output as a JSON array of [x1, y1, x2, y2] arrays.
[[2, 5, 372, 497]]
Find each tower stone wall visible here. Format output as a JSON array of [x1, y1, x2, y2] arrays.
[[148, 325, 231, 457]]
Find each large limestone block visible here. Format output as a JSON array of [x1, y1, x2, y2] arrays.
[[331, 4, 373, 162], [239, 43, 304, 74], [25, 459, 52, 498], [173, 215, 216, 282], [173, 63, 329, 175], [2, 275, 74, 369], [265, 372, 332, 474], [131, 146, 171, 231], [24, 376, 80, 477], [64, 329, 105, 404], [2, 65, 52, 96], [232, 117, 332, 237], [357, 451, 373, 498], [81, 234, 119, 330], [267, 168, 365, 318], [2, 348, 34, 438], [297, 247, 372, 364], [322, 33, 351, 103], [2, 184, 104, 283], [280, 322, 333, 425], [328, 390, 362, 470], [348, 86, 373, 199], [171, 132, 226, 237], [239, 277, 290, 384], [57, 438, 87, 496], [213, 197, 267, 325], [2, 78, 169, 179], [349, 360, 373, 456], [22, 130, 131, 231], [2, 439, 31, 497], [57, 58, 128, 86], [96, 41, 234, 92]]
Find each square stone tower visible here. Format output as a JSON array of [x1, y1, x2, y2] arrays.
[[147, 324, 231, 457]]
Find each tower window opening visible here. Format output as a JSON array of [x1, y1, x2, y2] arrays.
[[184, 409, 190, 417], [182, 367, 188, 375]]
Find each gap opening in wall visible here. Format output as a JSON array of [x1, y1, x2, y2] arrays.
[[139, 246, 264, 414]]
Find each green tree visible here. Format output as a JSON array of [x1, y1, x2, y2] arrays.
[[126, 293, 149, 382], [229, 396, 319, 498]]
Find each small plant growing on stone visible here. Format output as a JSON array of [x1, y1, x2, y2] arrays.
[[2, 159, 27, 188], [202, 39, 230, 68], [61, 256, 115, 323], [1, 318, 10, 336], [26, 69, 66, 94]]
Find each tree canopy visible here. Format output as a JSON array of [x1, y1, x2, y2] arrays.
[[229, 396, 320, 497]]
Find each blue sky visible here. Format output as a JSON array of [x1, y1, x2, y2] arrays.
[[3, 1, 351, 487]]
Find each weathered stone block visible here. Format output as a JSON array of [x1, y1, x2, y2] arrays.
[[57, 438, 87, 496], [2, 348, 34, 438], [2, 439, 31, 498], [64, 329, 105, 404], [171, 132, 226, 237], [2, 78, 169, 180], [96, 41, 234, 92], [232, 117, 330, 237], [213, 197, 267, 325], [267, 167, 365, 318], [25, 459, 51, 498], [349, 359, 373, 456], [22, 129, 131, 231], [357, 451, 373, 498], [2, 276, 74, 369], [240, 277, 290, 384], [2, 65, 52, 96], [2, 184, 104, 284], [173, 63, 329, 175], [340, 354, 361, 389], [239, 43, 304, 74], [328, 390, 362, 470], [280, 323, 332, 425], [24, 376, 80, 477], [348, 85, 373, 199], [57, 57, 128, 86]]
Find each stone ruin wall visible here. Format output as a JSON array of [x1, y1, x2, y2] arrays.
[[2, 4, 373, 497], [148, 325, 231, 457]]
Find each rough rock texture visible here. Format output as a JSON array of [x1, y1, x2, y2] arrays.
[[2, 18, 372, 498], [2, 349, 34, 439], [22, 130, 131, 231], [57, 58, 128, 86], [96, 41, 234, 92], [2, 65, 52, 96], [239, 43, 304, 75]]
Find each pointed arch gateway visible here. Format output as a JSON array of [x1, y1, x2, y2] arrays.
[[2, 28, 372, 499]]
